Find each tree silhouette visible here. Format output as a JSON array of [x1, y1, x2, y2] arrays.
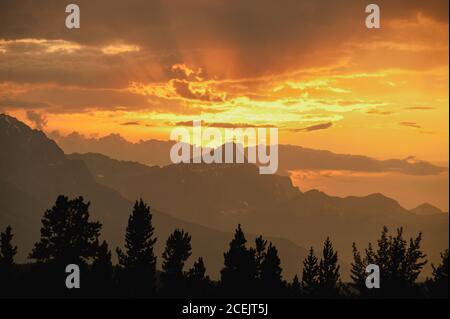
[[186, 257, 212, 298], [259, 243, 284, 297], [116, 199, 157, 298], [301, 247, 319, 297], [29, 196, 101, 266], [427, 249, 448, 298], [350, 242, 377, 298], [254, 235, 267, 279], [27, 196, 101, 296], [318, 237, 341, 298], [290, 274, 301, 298], [220, 225, 257, 297], [0, 226, 17, 294], [89, 240, 113, 297], [352, 227, 427, 298], [161, 229, 192, 296]]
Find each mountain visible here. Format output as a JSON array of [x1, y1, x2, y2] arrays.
[[410, 203, 446, 216], [67, 152, 299, 224], [69, 151, 449, 277], [0, 114, 309, 280], [54, 131, 446, 176]]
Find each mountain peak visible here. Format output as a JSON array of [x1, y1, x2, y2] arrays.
[[0, 114, 65, 172], [410, 203, 445, 216]]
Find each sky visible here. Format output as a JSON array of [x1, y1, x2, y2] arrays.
[[0, 0, 448, 209]]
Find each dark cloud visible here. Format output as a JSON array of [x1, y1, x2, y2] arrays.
[[405, 106, 434, 110], [273, 145, 447, 176], [174, 120, 274, 128], [172, 80, 225, 102], [120, 121, 156, 127], [0, 43, 161, 88], [0, 98, 50, 109], [294, 122, 333, 132], [26, 110, 47, 130], [367, 109, 394, 115], [3, 87, 150, 113], [0, 0, 447, 82], [121, 121, 141, 126], [400, 121, 421, 129]]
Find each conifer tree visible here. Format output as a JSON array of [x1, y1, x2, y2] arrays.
[[254, 235, 267, 279], [260, 243, 284, 296], [90, 240, 113, 296], [375, 227, 426, 296], [290, 274, 301, 298], [427, 249, 449, 298], [186, 257, 211, 297], [116, 199, 157, 297], [161, 229, 192, 295], [301, 247, 319, 296], [29, 196, 101, 266], [220, 225, 257, 296], [350, 243, 366, 293], [0, 226, 17, 290], [318, 237, 341, 297], [351, 227, 427, 298], [253, 235, 267, 294], [350, 242, 377, 298]]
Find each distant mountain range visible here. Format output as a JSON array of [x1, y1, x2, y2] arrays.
[[1, 114, 448, 279], [0, 114, 309, 280], [67, 152, 449, 278], [55, 129, 447, 176]]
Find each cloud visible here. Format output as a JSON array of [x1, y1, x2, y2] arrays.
[[172, 80, 225, 102], [400, 121, 422, 129], [275, 145, 447, 176], [121, 121, 141, 126], [26, 110, 47, 130], [367, 109, 394, 115], [0, 0, 447, 82], [0, 98, 50, 109], [174, 120, 275, 128], [293, 122, 333, 132], [405, 106, 434, 110], [1, 86, 153, 113], [120, 121, 155, 127]]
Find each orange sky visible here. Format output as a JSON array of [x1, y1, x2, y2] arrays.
[[0, 0, 448, 209]]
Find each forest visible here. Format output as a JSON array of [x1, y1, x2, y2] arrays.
[[0, 195, 448, 299]]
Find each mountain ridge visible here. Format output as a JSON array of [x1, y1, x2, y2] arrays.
[[0, 114, 311, 280]]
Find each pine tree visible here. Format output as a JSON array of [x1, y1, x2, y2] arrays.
[[161, 229, 192, 295], [352, 227, 427, 298], [29, 196, 101, 266], [301, 247, 319, 297], [350, 243, 366, 293], [427, 249, 449, 298], [90, 240, 113, 297], [376, 227, 426, 297], [187, 257, 207, 282], [116, 199, 157, 297], [318, 237, 341, 298], [220, 225, 257, 297], [186, 257, 211, 297], [254, 235, 267, 279], [260, 243, 284, 296], [350, 242, 377, 298], [0, 226, 17, 291], [290, 274, 301, 298], [404, 232, 427, 283]]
